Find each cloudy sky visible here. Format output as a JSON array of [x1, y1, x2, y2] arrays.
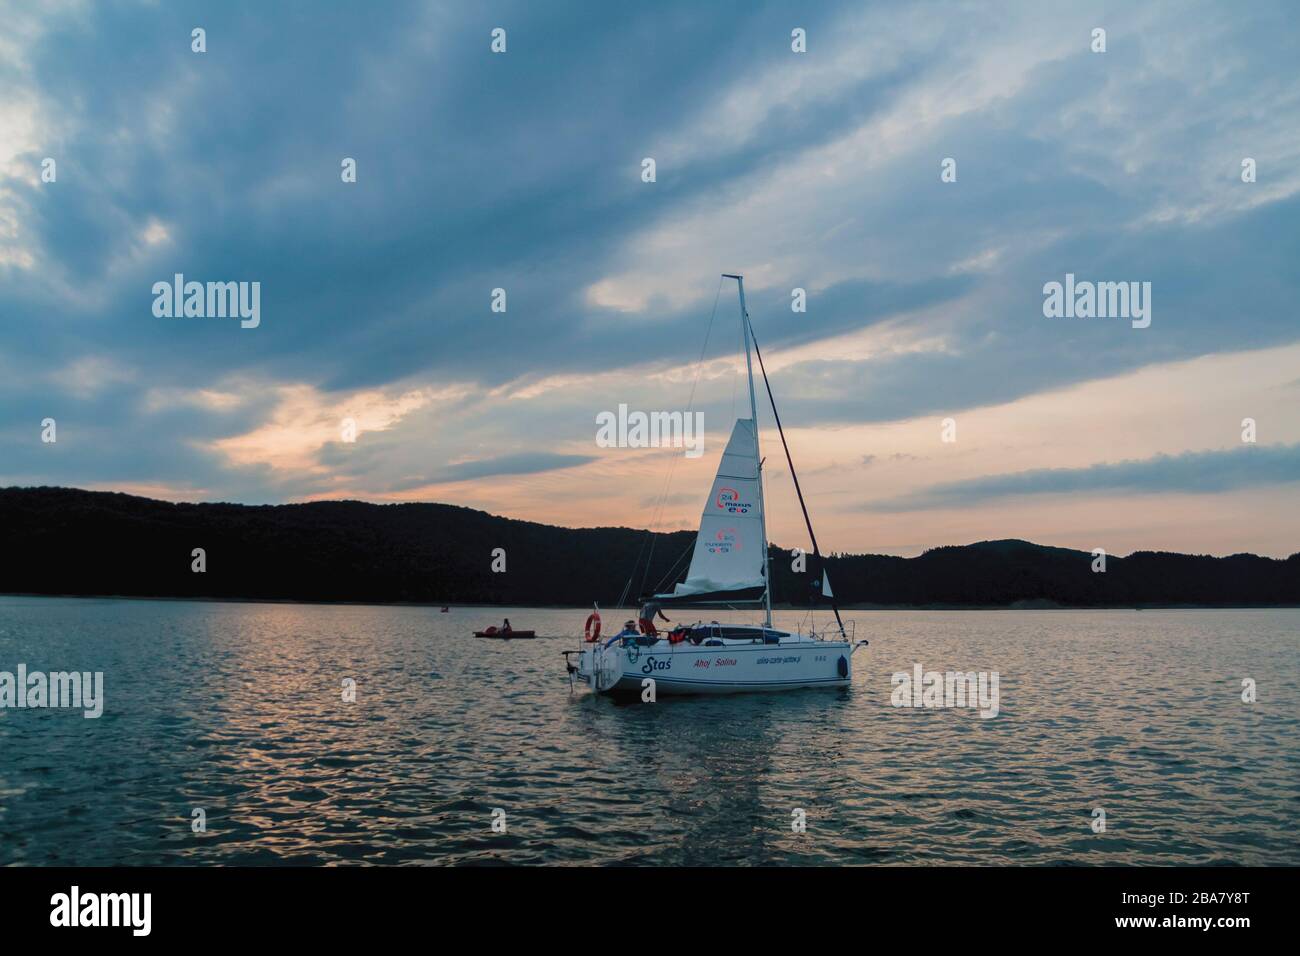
[[2, 1, 1298, 558]]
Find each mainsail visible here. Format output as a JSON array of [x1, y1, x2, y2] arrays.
[[654, 417, 766, 602]]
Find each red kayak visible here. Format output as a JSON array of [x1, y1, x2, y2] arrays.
[[474, 628, 536, 639]]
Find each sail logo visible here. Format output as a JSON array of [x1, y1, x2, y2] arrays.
[[595, 404, 704, 458], [707, 527, 740, 554], [715, 487, 752, 513]]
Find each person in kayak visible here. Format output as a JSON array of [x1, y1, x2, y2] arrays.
[[639, 599, 670, 638]]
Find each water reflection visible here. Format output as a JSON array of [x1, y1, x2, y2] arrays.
[[0, 598, 1296, 866]]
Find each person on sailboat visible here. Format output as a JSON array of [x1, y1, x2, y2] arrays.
[[638, 599, 669, 638], [607, 620, 639, 648]]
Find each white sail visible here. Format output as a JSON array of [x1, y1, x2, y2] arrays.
[[656, 417, 766, 600]]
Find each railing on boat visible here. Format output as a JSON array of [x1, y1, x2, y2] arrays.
[[804, 619, 855, 642]]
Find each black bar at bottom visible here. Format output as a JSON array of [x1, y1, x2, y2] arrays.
[[0, 866, 1274, 942]]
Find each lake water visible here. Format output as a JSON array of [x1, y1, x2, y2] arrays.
[[0, 597, 1295, 866]]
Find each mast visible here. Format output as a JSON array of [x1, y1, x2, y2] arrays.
[[724, 273, 772, 629], [749, 327, 847, 640]]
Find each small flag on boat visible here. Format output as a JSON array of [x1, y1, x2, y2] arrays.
[[822, 572, 834, 598]]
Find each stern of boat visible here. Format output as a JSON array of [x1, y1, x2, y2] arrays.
[[563, 643, 623, 694]]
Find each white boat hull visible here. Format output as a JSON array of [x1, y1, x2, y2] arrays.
[[574, 636, 854, 695]]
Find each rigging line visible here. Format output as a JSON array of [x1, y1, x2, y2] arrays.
[[651, 540, 691, 594], [759, 441, 772, 629], [650, 537, 696, 595], [619, 516, 661, 606], [683, 276, 726, 413], [748, 326, 846, 639], [728, 305, 741, 425], [637, 276, 725, 600], [642, 278, 723, 547], [617, 539, 650, 607]]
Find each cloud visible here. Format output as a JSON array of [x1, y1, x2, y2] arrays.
[[868, 444, 1300, 512], [0, 0, 1297, 567], [211, 384, 442, 475], [433, 452, 596, 484]]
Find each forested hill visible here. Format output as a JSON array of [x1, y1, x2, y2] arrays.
[[2, 487, 1297, 607]]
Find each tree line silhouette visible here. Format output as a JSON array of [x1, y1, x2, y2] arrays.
[[2, 487, 1296, 607]]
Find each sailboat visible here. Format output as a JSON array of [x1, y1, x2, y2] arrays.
[[566, 274, 868, 695]]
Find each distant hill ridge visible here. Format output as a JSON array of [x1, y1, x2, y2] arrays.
[[1, 487, 1296, 607]]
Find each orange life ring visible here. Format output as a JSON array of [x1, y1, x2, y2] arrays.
[[584, 611, 602, 643]]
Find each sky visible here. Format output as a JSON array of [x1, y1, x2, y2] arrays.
[[1, 0, 1298, 558]]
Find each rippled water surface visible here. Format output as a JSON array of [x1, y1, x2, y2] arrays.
[[0, 597, 1296, 865]]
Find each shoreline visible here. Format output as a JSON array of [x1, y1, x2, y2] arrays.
[[2, 592, 1296, 611]]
